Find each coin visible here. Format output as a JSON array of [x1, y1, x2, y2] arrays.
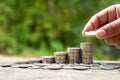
[[41, 66, 48, 69], [89, 63, 100, 70], [11, 64, 20, 68], [19, 64, 32, 68], [62, 65, 73, 69], [47, 64, 62, 70], [33, 63, 43, 66], [33, 63, 49, 67], [100, 65, 114, 70], [79, 63, 89, 67], [73, 66, 89, 70], [0, 62, 14, 67], [67, 48, 82, 53], [29, 66, 41, 69], [101, 63, 120, 69], [90, 67, 100, 70], [90, 63, 100, 67], [85, 31, 96, 37], [42, 63, 50, 66]]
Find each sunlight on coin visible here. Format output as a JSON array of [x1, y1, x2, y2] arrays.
[[85, 31, 96, 37]]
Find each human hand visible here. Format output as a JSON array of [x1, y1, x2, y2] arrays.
[[82, 4, 120, 49]]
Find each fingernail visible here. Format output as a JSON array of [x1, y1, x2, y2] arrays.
[[96, 29, 107, 39]]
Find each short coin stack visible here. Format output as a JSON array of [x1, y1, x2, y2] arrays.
[[42, 56, 54, 64], [80, 43, 94, 64], [29, 58, 42, 64], [54, 52, 67, 64], [67, 48, 82, 64]]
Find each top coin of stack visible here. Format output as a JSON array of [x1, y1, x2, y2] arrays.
[[54, 52, 67, 64], [67, 48, 82, 64]]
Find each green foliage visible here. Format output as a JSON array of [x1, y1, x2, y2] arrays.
[[0, 0, 120, 60]]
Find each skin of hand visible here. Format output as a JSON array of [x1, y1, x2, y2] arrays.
[[82, 4, 120, 49]]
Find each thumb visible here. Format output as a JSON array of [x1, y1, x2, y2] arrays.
[[96, 18, 120, 39]]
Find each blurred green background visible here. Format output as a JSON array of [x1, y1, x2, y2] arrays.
[[0, 0, 120, 60]]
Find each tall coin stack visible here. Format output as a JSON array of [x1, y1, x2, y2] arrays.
[[67, 48, 82, 64], [80, 43, 94, 64], [54, 52, 67, 64]]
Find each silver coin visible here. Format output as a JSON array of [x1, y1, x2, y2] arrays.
[[100, 65, 114, 70], [90, 66, 100, 70], [0, 62, 14, 67], [62, 65, 73, 69], [41, 63, 50, 66], [89, 63, 100, 69], [67, 47, 82, 53], [11, 64, 20, 68], [59, 64, 66, 67], [33, 63, 43, 66], [110, 65, 120, 69], [29, 66, 41, 69], [73, 66, 89, 70], [105, 63, 120, 69], [85, 31, 96, 37], [47, 64, 62, 70], [19, 64, 32, 68], [90, 63, 100, 67], [41, 66, 48, 69], [79, 63, 90, 67], [74, 63, 81, 66], [54, 52, 67, 56]]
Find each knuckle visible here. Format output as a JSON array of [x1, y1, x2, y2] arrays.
[[108, 23, 116, 35], [102, 20, 120, 38]]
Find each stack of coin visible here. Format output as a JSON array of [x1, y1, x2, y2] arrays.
[[67, 48, 82, 64], [80, 43, 94, 64], [13, 60, 29, 64], [42, 56, 54, 64], [54, 52, 67, 64], [29, 58, 42, 64]]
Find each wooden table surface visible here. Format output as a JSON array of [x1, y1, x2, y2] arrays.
[[0, 61, 120, 80]]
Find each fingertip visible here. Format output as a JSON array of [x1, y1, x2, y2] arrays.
[[82, 31, 86, 37]]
